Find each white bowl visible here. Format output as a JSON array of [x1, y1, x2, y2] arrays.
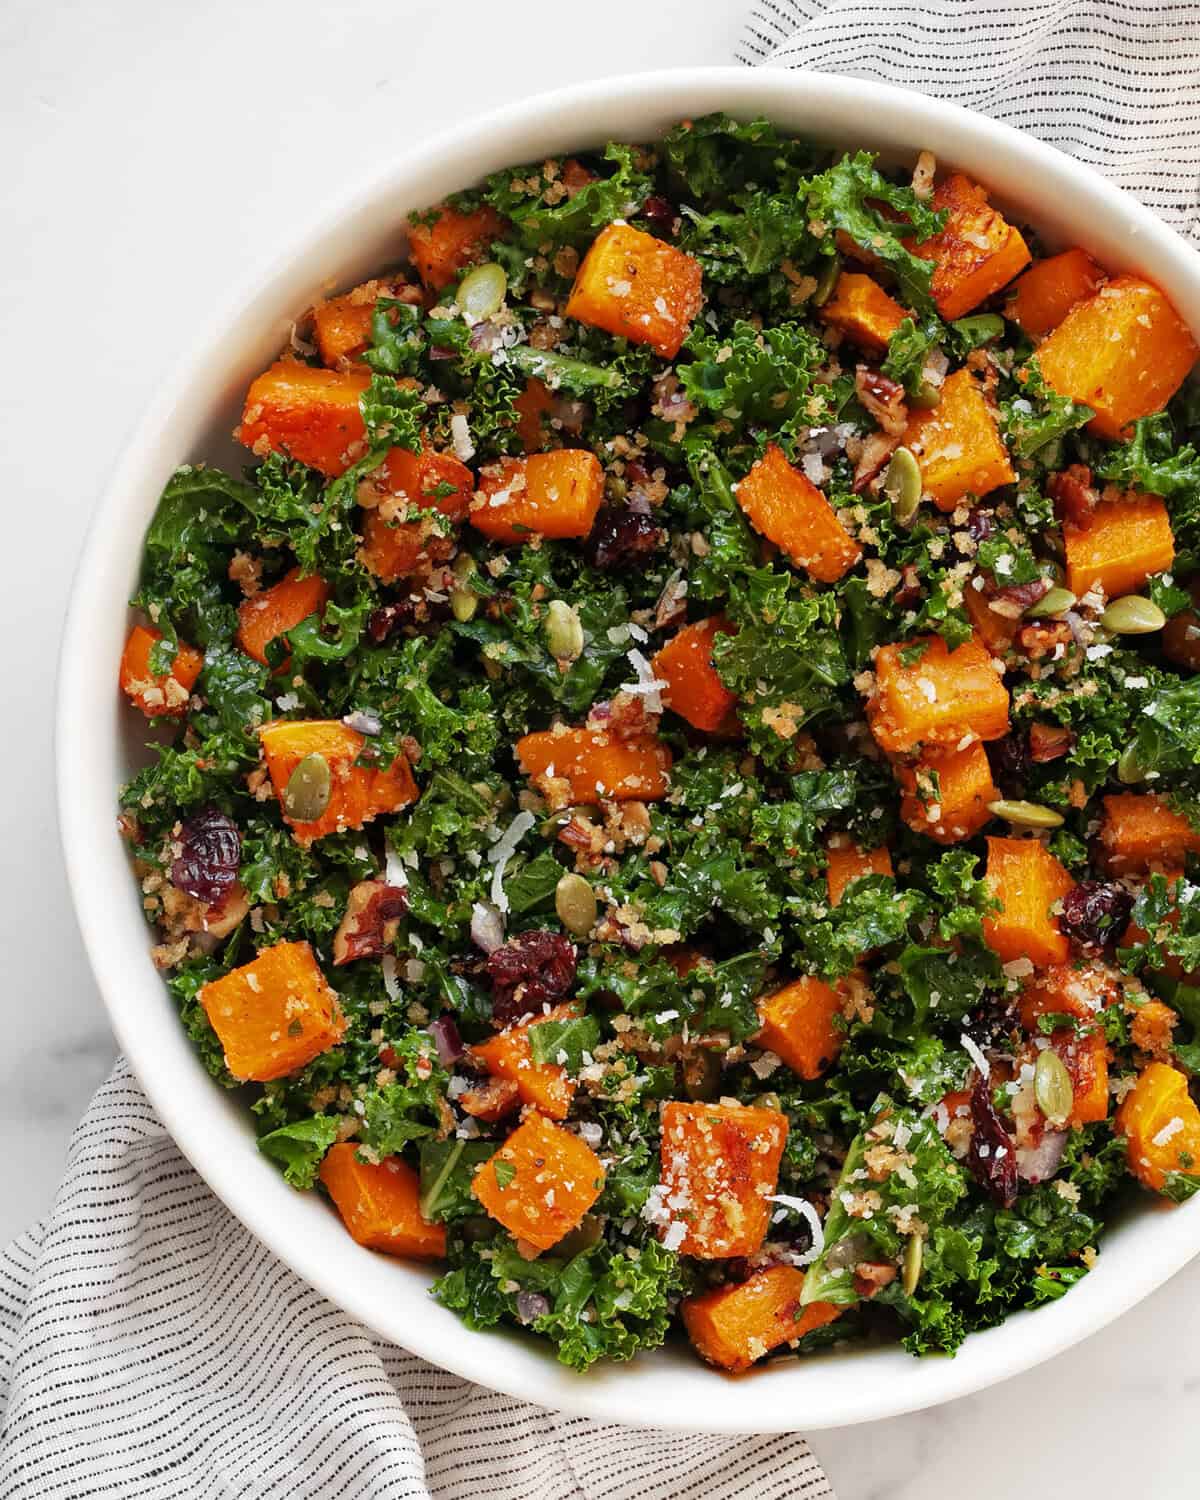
[[57, 66, 1200, 1433]]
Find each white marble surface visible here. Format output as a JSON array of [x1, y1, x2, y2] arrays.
[[3, 1, 1197, 1492]]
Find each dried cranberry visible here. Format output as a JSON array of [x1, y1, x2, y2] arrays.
[[988, 734, 1029, 793], [368, 604, 407, 642], [967, 1071, 1019, 1208], [966, 507, 994, 544], [641, 195, 676, 228], [171, 808, 240, 904], [1060, 881, 1134, 955], [487, 930, 577, 1026], [367, 594, 449, 641], [586, 505, 665, 571]]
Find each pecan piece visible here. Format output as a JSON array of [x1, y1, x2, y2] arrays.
[[852, 1261, 899, 1298], [855, 366, 909, 437], [1048, 464, 1099, 528], [332, 881, 408, 965], [459, 1077, 520, 1122], [1028, 722, 1075, 763]]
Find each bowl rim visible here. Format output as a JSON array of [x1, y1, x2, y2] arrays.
[[56, 64, 1200, 1433]]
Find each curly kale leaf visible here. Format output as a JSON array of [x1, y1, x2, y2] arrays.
[[358, 1030, 448, 1156], [801, 1101, 966, 1307], [1093, 411, 1200, 503], [480, 143, 652, 251], [1003, 359, 1093, 459], [418, 1140, 495, 1222], [715, 568, 850, 764], [257, 1115, 338, 1189], [881, 315, 945, 399], [362, 298, 425, 376], [676, 319, 831, 434], [802, 152, 945, 316], [435, 1233, 681, 1372], [662, 112, 824, 204]]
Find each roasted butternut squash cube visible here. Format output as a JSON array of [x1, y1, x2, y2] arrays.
[[1130, 998, 1181, 1059], [866, 635, 1010, 756], [962, 577, 1021, 654], [119, 624, 203, 718], [566, 223, 703, 358], [470, 450, 604, 543], [818, 272, 907, 354], [898, 741, 997, 844], [313, 295, 375, 367], [1098, 793, 1200, 874], [735, 443, 861, 583], [469, 1002, 579, 1120], [1007, 249, 1106, 338], [756, 976, 846, 1080], [1116, 1061, 1200, 1193], [514, 377, 555, 452], [1036, 276, 1199, 439], [1018, 980, 1110, 1128], [259, 720, 418, 844], [407, 204, 504, 291], [199, 939, 345, 1082], [236, 359, 371, 477], [652, 616, 739, 733], [982, 836, 1074, 968], [1018, 961, 1124, 1031], [319, 1145, 446, 1259], [471, 1111, 605, 1252], [236, 567, 330, 669], [902, 368, 1015, 512], [517, 726, 671, 803], [658, 1101, 788, 1258], [681, 1266, 841, 1372], [1062, 492, 1174, 602], [825, 841, 893, 907], [358, 446, 474, 582], [908, 173, 1031, 320]]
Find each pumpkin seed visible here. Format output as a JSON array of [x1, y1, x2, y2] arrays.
[[545, 599, 584, 662], [902, 1234, 923, 1297], [812, 255, 841, 308], [1100, 594, 1166, 635], [1024, 586, 1076, 618], [449, 553, 479, 622], [555, 872, 597, 937], [457, 261, 507, 323], [1034, 1047, 1074, 1126], [284, 753, 331, 823], [909, 376, 943, 410], [882, 446, 922, 525], [1117, 744, 1146, 785], [986, 798, 1065, 829]]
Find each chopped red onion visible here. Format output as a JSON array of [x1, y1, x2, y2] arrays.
[[429, 1015, 464, 1067], [516, 1291, 551, 1324], [1017, 1128, 1068, 1183], [471, 901, 506, 954], [343, 709, 382, 737]]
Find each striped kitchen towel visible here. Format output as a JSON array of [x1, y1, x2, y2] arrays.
[[0, 1061, 833, 1499], [737, 0, 1200, 244]]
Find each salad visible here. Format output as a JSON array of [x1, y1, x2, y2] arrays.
[[117, 114, 1200, 1375]]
